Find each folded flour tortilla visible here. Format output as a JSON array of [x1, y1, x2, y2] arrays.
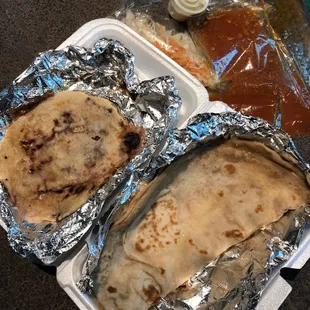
[[94, 140, 309, 310], [0, 91, 144, 223]]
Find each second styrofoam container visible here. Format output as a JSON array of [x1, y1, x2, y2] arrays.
[[57, 100, 310, 310], [57, 226, 310, 310]]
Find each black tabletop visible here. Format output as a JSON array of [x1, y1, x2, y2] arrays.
[[0, 1, 309, 309]]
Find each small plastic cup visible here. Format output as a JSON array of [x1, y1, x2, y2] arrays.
[[168, 0, 209, 22]]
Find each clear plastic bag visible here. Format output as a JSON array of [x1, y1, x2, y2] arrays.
[[113, 1, 218, 87], [189, 0, 310, 136], [113, 0, 310, 135]]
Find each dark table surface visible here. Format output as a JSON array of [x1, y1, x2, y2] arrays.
[[0, 1, 309, 309]]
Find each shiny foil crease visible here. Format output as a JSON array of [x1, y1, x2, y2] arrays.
[[79, 112, 310, 310], [0, 38, 181, 264]]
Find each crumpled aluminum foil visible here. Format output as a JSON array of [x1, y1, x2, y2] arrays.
[[0, 38, 181, 264], [151, 207, 310, 310], [78, 112, 310, 310]]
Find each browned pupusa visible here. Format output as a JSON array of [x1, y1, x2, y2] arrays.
[[94, 140, 309, 310], [0, 91, 144, 223]]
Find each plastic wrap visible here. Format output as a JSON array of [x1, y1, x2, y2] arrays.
[[268, 0, 310, 85], [189, 0, 310, 136], [114, 0, 310, 136], [113, 0, 217, 88]]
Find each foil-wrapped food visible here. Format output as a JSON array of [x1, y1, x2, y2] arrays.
[[79, 112, 310, 310], [0, 91, 144, 224], [0, 38, 181, 264], [94, 140, 309, 310]]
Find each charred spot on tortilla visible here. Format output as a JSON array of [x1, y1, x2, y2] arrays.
[[188, 239, 208, 255], [92, 136, 101, 141], [255, 204, 264, 213], [0, 91, 145, 224], [143, 285, 160, 303], [61, 111, 74, 123], [224, 163, 236, 174], [107, 286, 118, 294], [135, 241, 144, 252], [124, 132, 141, 151], [224, 229, 244, 239]]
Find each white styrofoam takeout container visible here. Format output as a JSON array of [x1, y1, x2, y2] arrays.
[[0, 15, 215, 303], [0, 17, 309, 310], [57, 95, 310, 310], [0, 19, 213, 239], [57, 222, 310, 310]]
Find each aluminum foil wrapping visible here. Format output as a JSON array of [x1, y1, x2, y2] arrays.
[[78, 112, 310, 309], [0, 38, 182, 264], [151, 207, 310, 310]]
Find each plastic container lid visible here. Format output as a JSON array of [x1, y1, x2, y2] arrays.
[[168, 0, 208, 21]]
